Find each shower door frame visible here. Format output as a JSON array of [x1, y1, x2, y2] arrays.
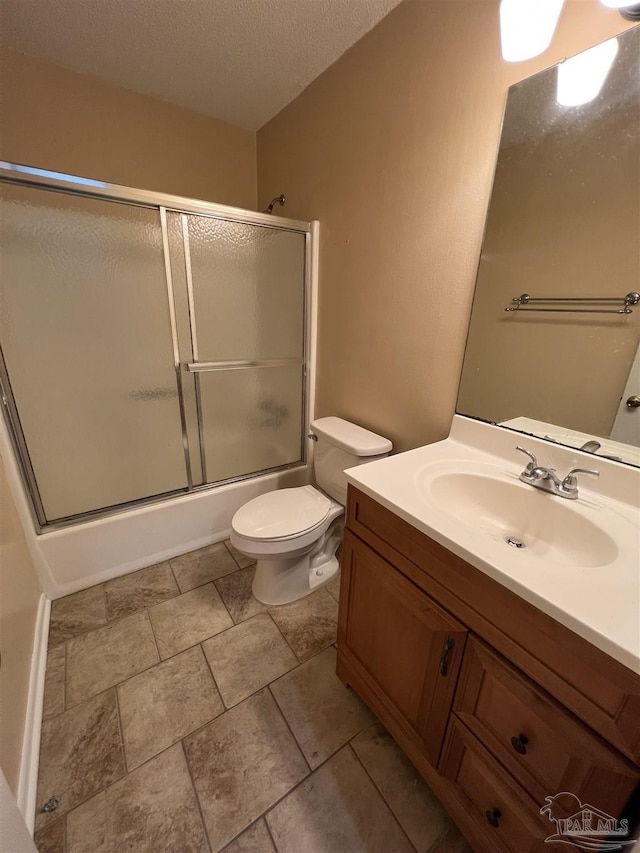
[[0, 161, 316, 532]]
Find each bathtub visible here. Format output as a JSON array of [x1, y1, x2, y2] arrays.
[[1, 414, 310, 599]]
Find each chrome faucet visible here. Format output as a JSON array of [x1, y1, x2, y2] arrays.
[[515, 447, 599, 500]]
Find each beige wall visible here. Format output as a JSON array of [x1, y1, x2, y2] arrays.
[[0, 454, 42, 795], [0, 50, 257, 208], [257, 0, 636, 452]]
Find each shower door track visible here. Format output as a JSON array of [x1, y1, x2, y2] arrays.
[[0, 162, 316, 533]]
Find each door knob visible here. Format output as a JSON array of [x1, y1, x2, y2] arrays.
[[626, 396, 640, 409]]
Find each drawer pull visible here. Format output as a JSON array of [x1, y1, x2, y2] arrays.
[[440, 636, 455, 676], [510, 733, 529, 755], [485, 808, 502, 828]]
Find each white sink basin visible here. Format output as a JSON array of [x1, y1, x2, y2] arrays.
[[344, 416, 640, 673], [426, 471, 618, 568]]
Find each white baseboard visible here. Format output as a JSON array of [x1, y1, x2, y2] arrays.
[[17, 593, 50, 834]]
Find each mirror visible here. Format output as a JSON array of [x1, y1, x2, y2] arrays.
[[457, 26, 640, 467]]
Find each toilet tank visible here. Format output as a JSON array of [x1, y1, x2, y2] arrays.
[[311, 417, 393, 505]]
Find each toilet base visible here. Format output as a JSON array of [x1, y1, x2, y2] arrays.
[[251, 524, 343, 606]]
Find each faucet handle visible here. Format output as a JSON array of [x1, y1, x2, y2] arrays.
[[561, 468, 600, 493], [516, 446, 537, 473]]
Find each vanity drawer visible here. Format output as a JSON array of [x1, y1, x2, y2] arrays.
[[439, 717, 547, 852], [454, 637, 640, 819]]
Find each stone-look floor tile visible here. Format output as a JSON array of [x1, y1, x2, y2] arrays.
[[35, 690, 125, 829], [171, 542, 239, 593], [66, 611, 158, 707], [224, 539, 256, 569], [430, 826, 474, 853], [223, 820, 276, 853], [118, 645, 224, 769], [104, 562, 179, 620], [202, 613, 297, 708], [325, 571, 341, 602], [49, 585, 107, 647], [66, 744, 208, 853], [268, 588, 338, 661], [270, 645, 373, 768], [352, 722, 452, 852], [215, 566, 266, 624], [34, 816, 66, 853], [149, 583, 233, 659], [42, 644, 65, 719], [266, 746, 413, 853], [184, 688, 308, 851]]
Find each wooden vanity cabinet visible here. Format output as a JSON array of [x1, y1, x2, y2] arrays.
[[337, 486, 640, 853], [338, 530, 467, 765]]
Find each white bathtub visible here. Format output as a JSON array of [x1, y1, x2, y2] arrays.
[[1, 414, 310, 599]]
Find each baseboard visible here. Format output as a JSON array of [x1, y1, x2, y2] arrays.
[[17, 593, 50, 834]]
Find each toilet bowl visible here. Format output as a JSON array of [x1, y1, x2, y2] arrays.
[[230, 417, 392, 606]]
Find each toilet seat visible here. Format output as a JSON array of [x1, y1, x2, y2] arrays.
[[232, 484, 331, 541]]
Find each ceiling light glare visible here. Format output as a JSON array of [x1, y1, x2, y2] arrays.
[[500, 0, 565, 62], [557, 37, 619, 107]]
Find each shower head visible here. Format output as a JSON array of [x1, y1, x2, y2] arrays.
[[264, 194, 286, 214]]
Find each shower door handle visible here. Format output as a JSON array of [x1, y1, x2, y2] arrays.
[[184, 359, 304, 372]]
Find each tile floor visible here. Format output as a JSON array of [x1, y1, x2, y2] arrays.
[[34, 540, 471, 853]]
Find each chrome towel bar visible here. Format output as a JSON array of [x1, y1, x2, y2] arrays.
[[505, 292, 639, 314]]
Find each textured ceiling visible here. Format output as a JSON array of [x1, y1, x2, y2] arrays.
[[0, 0, 404, 130]]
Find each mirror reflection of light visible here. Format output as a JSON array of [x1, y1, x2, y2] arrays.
[[600, 0, 638, 7], [556, 38, 619, 107], [500, 0, 565, 62]]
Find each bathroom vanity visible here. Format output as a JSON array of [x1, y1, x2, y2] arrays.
[[336, 418, 640, 853]]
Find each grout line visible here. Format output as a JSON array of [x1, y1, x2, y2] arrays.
[[266, 684, 312, 774], [347, 740, 420, 853], [146, 606, 162, 662], [61, 641, 67, 715], [264, 610, 301, 660], [222, 540, 246, 570], [216, 817, 269, 853], [180, 739, 213, 853], [212, 581, 236, 626], [198, 642, 227, 709], [112, 684, 129, 774], [262, 813, 280, 853], [168, 559, 182, 593]]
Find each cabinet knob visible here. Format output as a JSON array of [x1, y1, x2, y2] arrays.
[[486, 808, 501, 828], [439, 636, 455, 676], [510, 733, 528, 755]]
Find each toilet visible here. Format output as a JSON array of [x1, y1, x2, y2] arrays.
[[230, 417, 392, 605]]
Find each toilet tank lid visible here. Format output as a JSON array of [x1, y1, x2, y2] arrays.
[[311, 417, 392, 456]]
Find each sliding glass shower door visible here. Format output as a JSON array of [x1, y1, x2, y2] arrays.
[[166, 212, 306, 485], [0, 165, 311, 527], [0, 184, 188, 520]]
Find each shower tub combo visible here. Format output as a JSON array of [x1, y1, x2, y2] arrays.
[[0, 163, 318, 598]]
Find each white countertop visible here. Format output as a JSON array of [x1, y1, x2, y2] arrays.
[[346, 416, 640, 675]]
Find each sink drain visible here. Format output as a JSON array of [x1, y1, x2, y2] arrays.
[[505, 536, 525, 548]]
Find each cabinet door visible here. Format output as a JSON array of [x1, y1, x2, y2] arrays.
[[338, 530, 467, 764]]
